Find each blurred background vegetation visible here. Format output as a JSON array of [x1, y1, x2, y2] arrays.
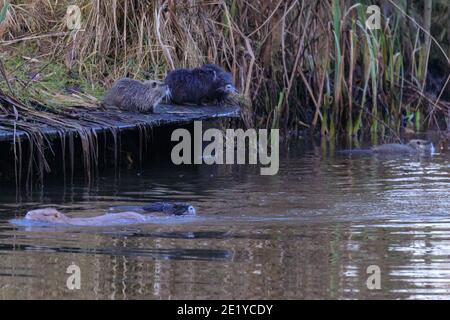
[[0, 0, 449, 138]]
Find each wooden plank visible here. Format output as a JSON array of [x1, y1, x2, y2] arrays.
[[0, 104, 241, 142]]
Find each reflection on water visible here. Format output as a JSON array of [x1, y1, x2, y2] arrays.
[[1, 138, 450, 299]]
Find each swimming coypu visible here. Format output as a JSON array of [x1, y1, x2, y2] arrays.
[[143, 202, 196, 216], [24, 208, 146, 226], [338, 139, 435, 155], [21, 203, 196, 227], [371, 139, 434, 154], [103, 78, 170, 113], [164, 64, 237, 105], [110, 202, 196, 216]]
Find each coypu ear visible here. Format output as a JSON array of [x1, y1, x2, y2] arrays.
[[198, 68, 217, 80]]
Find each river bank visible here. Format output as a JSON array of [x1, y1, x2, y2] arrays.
[[1, 1, 450, 134]]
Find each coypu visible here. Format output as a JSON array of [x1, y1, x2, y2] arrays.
[[103, 78, 170, 113], [144, 202, 196, 216], [338, 139, 435, 156], [164, 64, 237, 105], [20, 203, 196, 227], [24, 208, 146, 226], [110, 202, 196, 216], [371, 139, 434, 154]]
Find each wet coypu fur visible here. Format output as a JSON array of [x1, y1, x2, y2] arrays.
[[103, 78, 169, 113], [22, 203, 196, 226], [371, 139, 434, 154], [164, 64, 237, 105], [338, 139, 435, 156]]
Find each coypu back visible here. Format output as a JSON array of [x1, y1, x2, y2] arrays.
[[164, 65, 237, 105], [24, 208, 146, 226], [103, 78, 168, 113], [372, 143, 416, 154], [25, 208, 70, 224], [69, 212, 146, 226]]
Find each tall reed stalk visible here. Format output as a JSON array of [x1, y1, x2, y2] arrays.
[[0, 0, 449, 139]]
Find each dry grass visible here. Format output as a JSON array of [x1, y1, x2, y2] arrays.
[[1, 0, 450, 183], [1, 0, 449, 129]]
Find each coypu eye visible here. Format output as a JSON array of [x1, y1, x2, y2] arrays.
[[417, 141, 421, 145], [151, 82, 157, 88]]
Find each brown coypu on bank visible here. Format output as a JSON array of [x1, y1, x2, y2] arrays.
[[164, 64, 237, 105], [22, 203, 196, 227], [103, 78, 170, 113]]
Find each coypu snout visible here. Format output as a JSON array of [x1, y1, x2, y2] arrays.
[[222, 84, 238, 94], [186, 205, 196, 216]]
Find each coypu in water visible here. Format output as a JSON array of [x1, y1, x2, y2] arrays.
[[339, 139, 435, 156], [21, 203, 196, 227], [103, 78, 170, 113], [371, 139, 434, 154], [144, 202, 196, 216], [110, 202, 196, 216], [24, 208, 146, 226], [164, 64, 237, 105]]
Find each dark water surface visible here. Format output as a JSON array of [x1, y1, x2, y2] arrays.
[[1, 138, 450, 299]]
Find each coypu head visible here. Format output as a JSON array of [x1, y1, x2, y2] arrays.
[[142, 79, 171, 108], [25, 208, 70, 224], [144, 80, 170, 97], [406, 139, 435, 153], [170, 204, 196, 216], [201, 64, 238, 98]]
